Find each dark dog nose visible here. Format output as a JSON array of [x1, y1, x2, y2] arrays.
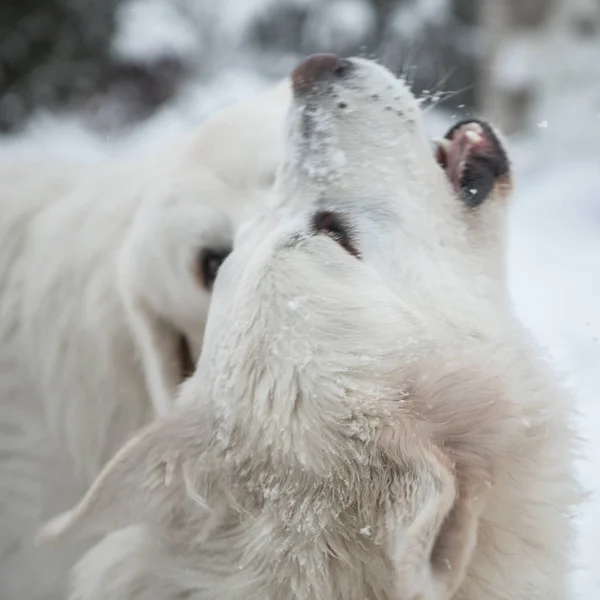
[[291, 53, 347, 92]]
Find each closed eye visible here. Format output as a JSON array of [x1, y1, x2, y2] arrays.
[[312, 210, 360, 258]]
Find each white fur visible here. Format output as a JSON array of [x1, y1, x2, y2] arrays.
[[0, 81, 290, 600], [41, 58, 579, 600]]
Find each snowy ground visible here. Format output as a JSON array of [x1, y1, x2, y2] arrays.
[[0, 8, 598, 594]]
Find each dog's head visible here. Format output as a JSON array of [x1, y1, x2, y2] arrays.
[[271, 54, 512, 315], [118, 81, 290, 416], [191, 54, 513, 466], [38, 58, 513, 575]]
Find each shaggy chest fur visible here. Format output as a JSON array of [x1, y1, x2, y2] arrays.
[[160, 453, 426, 600]]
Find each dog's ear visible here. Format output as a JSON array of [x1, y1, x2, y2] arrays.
[[36, 407, 210, 546], [382, 362, 510, 600], [434, 119, 512, 208]]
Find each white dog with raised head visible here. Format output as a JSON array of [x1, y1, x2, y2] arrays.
[[0, 82, 289, 600], [41, 55, 579, 600]]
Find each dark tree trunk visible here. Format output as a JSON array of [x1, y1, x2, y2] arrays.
[[0, 0, 122, 133]]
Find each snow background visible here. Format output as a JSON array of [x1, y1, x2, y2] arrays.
[[0, 0, 598, 597]]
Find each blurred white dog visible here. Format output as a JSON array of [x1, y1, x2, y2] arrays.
[[0, 81, 289, 600], [40, 55, 580, 600]]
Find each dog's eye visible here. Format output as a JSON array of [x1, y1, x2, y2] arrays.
[[312, 210, 359, 258], [198, 248, 230, 290]]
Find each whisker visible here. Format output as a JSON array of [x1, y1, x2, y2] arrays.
[[422, 84, 475, 113]]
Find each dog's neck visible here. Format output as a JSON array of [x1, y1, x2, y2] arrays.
[[193, 365, 397, 533], [195, 435, 402, 597]]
